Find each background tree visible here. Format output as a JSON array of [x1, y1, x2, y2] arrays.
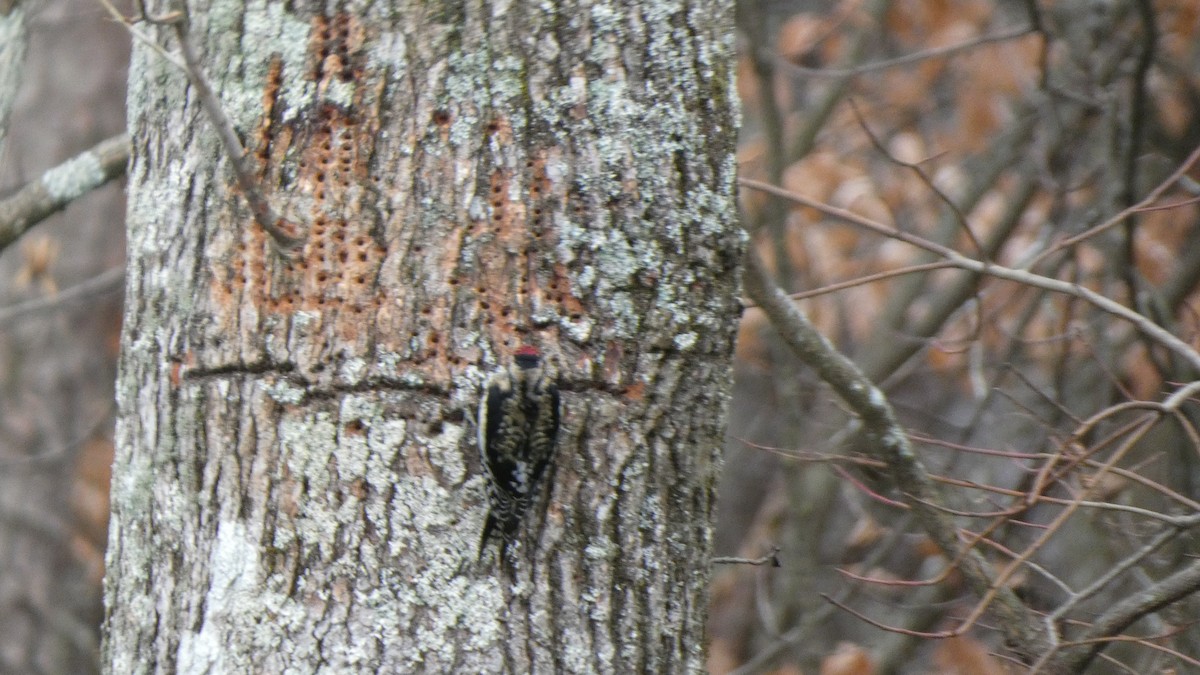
[[101, 0, 741, 672], [713, 1, 1200, 673]]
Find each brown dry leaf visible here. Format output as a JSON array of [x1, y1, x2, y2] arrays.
[[888, 0, 992, 46], [797, 225, 858, 281], [932, 635, 1008, 675], [1081, 469, 1130, 502], [838, 187, 892, 226], [928, 18, 978, 51], [876, 65, 938, 111], [955, 82, 1002, 152], [782, 151, 856, 206], [844, 513, 885, 551], [1136, 201, 1199, 285], [913, 535, 945, 562], [963, 37, 1039, 101], [14, 235, 60, 294], [752, 238, 782, 281], [1121, 342, 1164, 401], [969, 190, 1008, 240], [71, 437, 115, 584], [802, 293, 839, 340], [843, 285, 885, 345], [874, 237, 916, 271], [735, 307, 773, 375], [926, 342, 966, 375], [783, 217, 814, 277], [887, 131, 928, 165], [777, 14, 825, 62], [1161, 1, 1200, 61], [819, 642, 875, 675]]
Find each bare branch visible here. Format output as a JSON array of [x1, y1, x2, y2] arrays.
[[96, 0, 303, 254], [778, 25, 1036, 79], [0, 266, 123, 326], [164, 11, 304, 254], [740, 250, 1053, 661], [738, 176, 1200, 376], [0, 134, 129, 253], [1030, 141, 1200, 268], [1056, 559, 1200, 673], [782, 261, 957, 302], [712, 547, 781, 567]]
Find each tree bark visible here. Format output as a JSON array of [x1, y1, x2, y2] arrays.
[[104, 1, 741, 672], [0, 2, 25, 155]]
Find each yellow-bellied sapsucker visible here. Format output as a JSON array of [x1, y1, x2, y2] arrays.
[[477, 345, 560, 561]]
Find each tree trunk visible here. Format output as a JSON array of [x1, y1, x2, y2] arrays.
[[103, 1, 741, 671]]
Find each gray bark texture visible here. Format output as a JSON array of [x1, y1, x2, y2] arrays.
[[0, 1, 25, 156], [103, 1, 742, 672]]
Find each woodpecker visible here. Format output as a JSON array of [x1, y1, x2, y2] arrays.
[[477, 345, 561, 562]]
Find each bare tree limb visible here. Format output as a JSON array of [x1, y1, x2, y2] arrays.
[[0, 266, 123, 326], [740, 250, 1053, 662], [1054, 559, 1200, 673], [97, 0, 304, 254], [0, 133, 129, 253], [778, 25, 1036, 79], [713, 546, 781, 567], [739, 177, 1200, 376], [163, 10, 304, 254]]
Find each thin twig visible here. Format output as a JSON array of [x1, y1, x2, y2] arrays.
[[96, 0, 303, 254], [778, 25, 1035, 79], [0, 266, 124, 326], [1049, 526, 1180, 625], [166, 11, 303, 253], [1058, 559, 1200, 673], [96, 0, 184, 68], [1029, 141, 1200, 268], [738, 176, 1200, 376], [713, 546, 782, 567], [785, 261, 957, 302], [848, 98, 985, 260], [741, 249, 1052, 659]]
